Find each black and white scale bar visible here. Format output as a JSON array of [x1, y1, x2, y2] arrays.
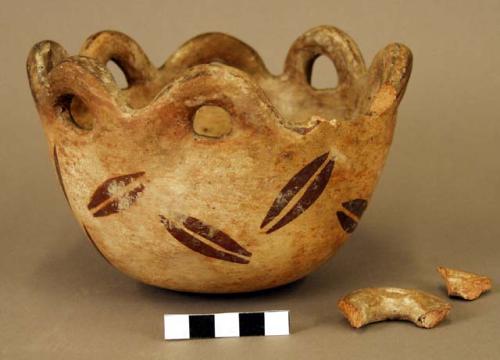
[[164, 311, 289, 340]]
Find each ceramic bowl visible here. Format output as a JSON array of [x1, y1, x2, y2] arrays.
[[27, 26, 412, 293]]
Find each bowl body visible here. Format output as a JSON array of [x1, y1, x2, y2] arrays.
[[27, 26, 412, 293]]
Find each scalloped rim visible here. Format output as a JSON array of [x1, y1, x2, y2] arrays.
[[27, 25, 413, 134]]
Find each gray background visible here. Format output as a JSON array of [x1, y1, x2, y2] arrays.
[[1, 0, 499, 359]]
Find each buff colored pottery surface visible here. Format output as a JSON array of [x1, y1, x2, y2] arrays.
[[27, 25, 412, 293]]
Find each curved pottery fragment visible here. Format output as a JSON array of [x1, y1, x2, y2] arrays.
[[27, 26, 412, 293]]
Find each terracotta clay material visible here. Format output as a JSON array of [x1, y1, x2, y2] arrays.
[[27, 26, 412, 293], [338, 288, 451, 329], [437, 266, 492, 300]]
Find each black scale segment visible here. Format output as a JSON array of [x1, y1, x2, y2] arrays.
[[189, 315, 215, 338], [239, 312, 265, 336]]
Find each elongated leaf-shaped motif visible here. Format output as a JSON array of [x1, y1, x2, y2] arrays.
[[336, 198, 368, 233], [92, 184, 145, 217], [88, 172, 145, 210], [88, 172, 146, 217], [260, 152, 329, 229], [183, 216, 252, 257], [266, 159, 335, 234], [160, 215, 251, 264]]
